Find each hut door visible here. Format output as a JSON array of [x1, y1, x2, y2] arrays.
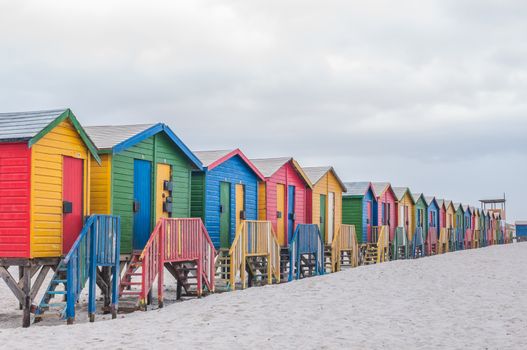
[[404, 206, 409, 234], [235, 184, 245, 234], [327, 192, 335, 243], [62, 156, 84, 254], [133, 159, 152, 251], [319, 194, 327, 243], [155, 164, 172, 223], [366, 201, 372, 242], [219, 182, 231, 248], [287, 185, 295, 244], [276, 184, 286, 245], [399, 205, 405, 228]]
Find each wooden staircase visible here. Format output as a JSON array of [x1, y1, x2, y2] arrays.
[[214, 249, 232, 292], [279, 247, 290, 282], [324, 244, 333, 273], [118, 252, 143, 311], [35, 215, 120, 324], [363, 244, 378, 265]]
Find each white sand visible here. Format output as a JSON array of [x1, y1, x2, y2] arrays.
[[1, 243, 526, 350]]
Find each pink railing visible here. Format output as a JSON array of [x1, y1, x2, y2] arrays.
[[426, 227, 438, 255], [465, 229, 473, 248], [139, 218, 215, 307]]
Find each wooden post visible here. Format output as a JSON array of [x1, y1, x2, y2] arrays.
[[22, 266, 31, 328], [158, 219, 165, 308]]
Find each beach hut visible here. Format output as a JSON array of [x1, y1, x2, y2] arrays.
[[342, 182, 378, 244], [473, 207, 481, 248], [392, 187, 414, 259], [372, 183, 397, 242], [191, 149, 265, 249], [436, 199, 448, 254], [445, 201, 456, 251], [0, 109, 119, 326], [302, 166, 346, 245], [463, 205, 473, 248], [515, 221, 527, 242], [424, 196, 440, 255], [250, 157, 312, 246], [454, 203, 465, 250], [86, 123, 215, 306], [412, 193, 427, 257]]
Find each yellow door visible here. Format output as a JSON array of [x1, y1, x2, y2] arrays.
[[156, 163, 171, 223], [276, 184, 286, 245], [235, 184, 245, 233]]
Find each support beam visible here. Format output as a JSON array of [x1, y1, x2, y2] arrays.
[[0, 266, 25, 304], [22, 266, 31, 328]]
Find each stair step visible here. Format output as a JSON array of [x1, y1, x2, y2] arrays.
[[121, 281, 142, 286], [51, 279, 67, 284], [40, 302, 66, 308], [120, 291, 141, 296], [47, 291, 67, 295]]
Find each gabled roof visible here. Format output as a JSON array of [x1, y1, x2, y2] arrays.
[[85, 124, 154, 150], [463, 204, 471, 213], [424, 196, 438, 207], [445, 200, 453, 209], [343, 182, 376, 197], [193, 149, 264, 181], [454, 203, 464, 212], [436, 199, 445, 208], [372, 182, 391, 197], [413, 193, 426, 204], [250, 157, 312, 188], [0, 108, 101, 163], [392, 187, 414, 203], [302, 166, 346, 192], [85, 123, 202, 170]]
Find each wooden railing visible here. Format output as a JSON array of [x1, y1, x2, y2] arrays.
[[465, 229, 473, 249], [447, 228, 456, 252], [392, 227, 408, 260], [288, 224, 324, 280], [330, 224, 359, 271], [140, 218, 215, 306], [473, 229, 481, 248], [412, 227, 425, 258], [437, 228, 449, 254], [37, 215, 120, 322], [456, 227, 465, 250], [425, 227, 438, 256], [375, 225, 389, 263], [229, 220, 281, 290]]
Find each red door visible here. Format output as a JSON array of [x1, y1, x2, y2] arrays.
[[62, 157, 84, 253]]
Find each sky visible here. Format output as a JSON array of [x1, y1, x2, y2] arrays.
[[0, 0, 526, 221]]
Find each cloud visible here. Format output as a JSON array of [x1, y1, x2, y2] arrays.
[[0, 0, 525, 220]]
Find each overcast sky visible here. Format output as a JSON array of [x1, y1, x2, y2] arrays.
[[1, 0, 525, 221]]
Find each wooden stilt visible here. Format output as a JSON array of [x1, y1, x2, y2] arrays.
[[22, 266, 31, 328]]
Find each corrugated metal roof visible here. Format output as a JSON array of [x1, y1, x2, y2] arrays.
[[303, 166, 332, 185], [372, 182, 390, 197], [392, 187, 411, 201], [343, 182, 371, 196], [302, 166, 346, 192], [250, 157, 291, 178], [424, 196, 436, 206], [0, 109, 67, 142], [413, 193, 424, 203], [193, 150, 234, 167], [84, 124, 155, 150]]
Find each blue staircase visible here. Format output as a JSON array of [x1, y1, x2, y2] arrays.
[[35, 215, 120, 324], [411, 227, 425, 258], [288, 224, 324, 281], [456, 227, 465, 250]]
